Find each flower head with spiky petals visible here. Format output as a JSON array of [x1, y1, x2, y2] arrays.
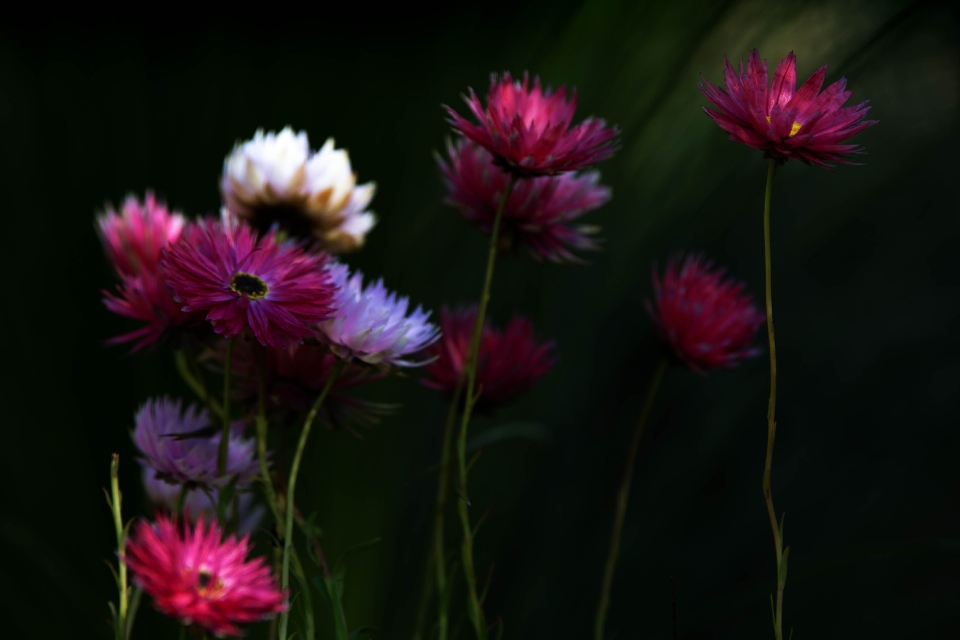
[[132, 396, 259, 489], [221, 340, 393, 435], [699, 49, 878, 167], [318, 263, 440, 367], [646, 254, 765, 371], [446, 72, 618, 177], [125, 514, 286, 637], [163, 216, 337, 349], [222, 127, 377, 253], [437, 139, 611, 262], [422, 306, 556, 411], [142, 470, 265, 536], [97, 192, 186, 278]]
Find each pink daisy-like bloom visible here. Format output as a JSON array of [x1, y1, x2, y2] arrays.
[[437, 139, 612, 262], [646, 254, 765, 371], [422, 306, 556, 412], [102, 267, 202, 352], [97, 192, 187, 278], [163, 217, 337, 349], [446, 71, 618, 177], [699, 49, 878, 167], [125, 515, 286, 637]]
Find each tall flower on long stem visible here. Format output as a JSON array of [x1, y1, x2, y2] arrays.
[[594, 255, 763, 640], [445, 71, 616, 640], [700, 49, 877, 639]]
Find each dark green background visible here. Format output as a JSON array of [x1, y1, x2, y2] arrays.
[[1, 1, 958, 638]]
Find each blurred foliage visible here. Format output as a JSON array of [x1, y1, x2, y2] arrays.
[[1, 1, 958, 638]]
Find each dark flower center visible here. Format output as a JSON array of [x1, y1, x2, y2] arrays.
[[196, 569, 223, 597], [230, 272, 269, 299]]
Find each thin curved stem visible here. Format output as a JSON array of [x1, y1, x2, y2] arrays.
[[456, 173, 516, 640], [435, 379, 466, 640], [760, 157, 786, 640], [279, 360, 344, 640], [594, 357, 668, 640], [108, 454, 129, 640], [217, 338, 234, 477]]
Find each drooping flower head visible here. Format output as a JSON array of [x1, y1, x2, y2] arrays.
[[699, 50, 878, 167], [446, 72, 618, 177], [125, 515, 286, 637], [437, 139, 611, 262], [318, 263, 440, 367], [222, 340, 393, 435], [97, 192, 187, 278], [163, 217, 337, 349], [422, 306, 556, 411], [646, 254, 765, 371], [132, 396, 259, 489], [222, 127, 377, 253], [142, 470, 265, 536]]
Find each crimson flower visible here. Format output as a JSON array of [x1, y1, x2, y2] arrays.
[[437, 139, 611, 262], [446, 71, 618, 176], [163, 217, 336, 349], [646, 255, 765, 371], [97, 192, 186, 278], [699, 49, 878, 167], [125, 515, 285, 637], [422, 306, 556, 411]]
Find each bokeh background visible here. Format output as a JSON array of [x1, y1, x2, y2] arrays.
[[1, 1, 958, 638]]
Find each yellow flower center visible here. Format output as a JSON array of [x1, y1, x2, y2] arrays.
[[766, 115, 802, 137], [230, 272, 269, 299]]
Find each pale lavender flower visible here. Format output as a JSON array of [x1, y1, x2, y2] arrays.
[[132, 397, 259, 489], [318, 263, 440, 367], [142, 469, 265, 536]]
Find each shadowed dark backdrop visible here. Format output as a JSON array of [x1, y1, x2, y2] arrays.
[[1, 1, 958, 638]]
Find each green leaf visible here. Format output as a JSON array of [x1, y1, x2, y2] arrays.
[[466, 422, 551, 453], [779, 545, 790, 585], [347, 626, 379, 640], [312, 576, 333, 607]]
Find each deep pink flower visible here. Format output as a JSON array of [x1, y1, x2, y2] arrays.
[[446, 72, 618, 177], [699, 49, 878, 167], [422, 306, 556, 411], [103, 268, 201, 351], [97, 192, 186, 278], [163, 218, 336, 349], [437, 139, 612, 262], [646, 255, 765, 371], [125, 515, 286, 637], [223, 340, 391, 435]]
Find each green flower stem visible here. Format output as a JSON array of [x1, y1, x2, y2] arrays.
[[108, 454, 130, 640], [173, 349, 222, 418], [279, 360, 344, 640], [255, 346, 283, 528], [434, 378, 466, 640], [594, 357, 668, 640], [761, 157, 787, 640], [217, 338, 235, 477], [456, 173, 517, 640], [174, 483, 189, 518]]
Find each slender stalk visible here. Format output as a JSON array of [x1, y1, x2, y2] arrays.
[[255, 346, 282, 528], [593, 357, 668, 640], [455, 173, 517, 640], [174, 483, 189, 517], [109, 454, 129, 640], [760, 157, 786, 640], [217, 338, 235, 477], [279, 360, 344, 640], [434, 379, 466, 640], [174, 349, 223, 418]]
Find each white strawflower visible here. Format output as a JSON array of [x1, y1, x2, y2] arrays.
[[221, 127, 377, 253]]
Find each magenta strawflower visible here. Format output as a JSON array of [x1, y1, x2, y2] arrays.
[[446, 72, 618, 177], [97, 192, 186, 278], [163, 217, 336, 349], [646, 254, 765, 371], [125, 514, 286, 637], [437, 139, 611, 262], [699, 49, 878, 167], [422, 306, 556, 411]]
